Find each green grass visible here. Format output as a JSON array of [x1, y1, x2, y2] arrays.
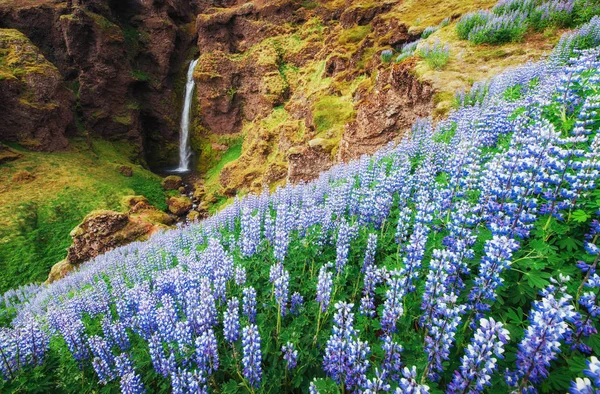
[[0, 138, 166, 292], [204, 139, 243, 188]]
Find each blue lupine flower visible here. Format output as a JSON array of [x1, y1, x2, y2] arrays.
[[224, 297, 240, 343], [506, 278, 576, 392], [316, 264, 334, 313], [243, 287, 257, 323], [282, 342, 298, 370], [242, 324, 262, 387], [323, 302, 370, 390], [195, 328, 219, 374], [447, 317, 509, 393], [570, 356, 600, 394]]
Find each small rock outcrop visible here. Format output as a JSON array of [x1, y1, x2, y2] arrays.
[[162, 175, 183, 190], [167, 196, 193, 216], [46, 197, 174, 283]]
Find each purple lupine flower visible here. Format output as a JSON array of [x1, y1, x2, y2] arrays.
[[360, 266, 386, 318], [335, 219, 357, 274], [363, 368, 391, 393], [397, 366, 430, 394], [381, 272, 405, 334], [195, 328, 219, 374], [282, 342, 298, 370], [274, 266, 290, 316], [242, 324, 262, 388], [241, 207, 261, 257], [362, 233, 378, 273], [423, 293, 465, 381], [570, 356, 600, 394], [447, 317, 509, 394], [316, 264, 334, 313], [235, 266, 247, 286], [323, 302, 370, 390], [506, 277, 576, 392], [115, 354, 145, 394], [290, 292, 304, 315], [88, 335, 115, 384], [224, 297, 240, 343], [469, 235, 519, 315], [243, 287, 257, 323], [381, 335, 403, 382], [172, 368, 208, 394]]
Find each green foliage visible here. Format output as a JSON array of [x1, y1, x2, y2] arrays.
[[418, 40, 450, 70]]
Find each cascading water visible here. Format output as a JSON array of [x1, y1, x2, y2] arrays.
[[175, 58, 199, 173]]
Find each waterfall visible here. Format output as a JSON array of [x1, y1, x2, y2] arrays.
[[176, 58, 199, 172]]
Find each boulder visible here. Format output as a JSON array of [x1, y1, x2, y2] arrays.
[[118, 165, 133, 177], [162, 175, 183, 190], [167, 196, 193, 216]]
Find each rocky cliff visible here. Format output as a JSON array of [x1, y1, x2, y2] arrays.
[[0, 0, 202, 162]]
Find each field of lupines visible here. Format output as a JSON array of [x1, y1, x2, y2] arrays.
[[1, 20, 600, 394], [457, 0, 600, 45]]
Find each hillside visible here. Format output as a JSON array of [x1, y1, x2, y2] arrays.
[[1, 11, 600, 394]]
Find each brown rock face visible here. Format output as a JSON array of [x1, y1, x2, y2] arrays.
[[65, 211, 140, 266], [287, 146, 333, 184], [0, 29, 74, 151], [47, 200, 173, 283], [193, 0, 303, 135], [0, 0, 200, 163], [338, 61, 434, 162]]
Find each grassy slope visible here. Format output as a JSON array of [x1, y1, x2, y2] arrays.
[[0, 138, 166, 292]]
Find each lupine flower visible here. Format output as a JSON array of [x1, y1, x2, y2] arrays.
[[242, 324, 262, 387], [316, 264, 334, 313], [570, 356, 600, 394], [235, 266, 247, 286], [397, 366, 430, 394], [381, 335, 403, 382], [115, 354, 145, 394], [243, 287, 257, 323], [282, 342, 298, 370], [447, 317, 509, 393], [323, 302, 370, 390], [274, 266, 290, 316], [381, 272, 405, 334], [506, 278, 576, 391], [196, 329, 219, 374], [224, 297, 240, 343], [290, 292, 304, 315], [362, 233, 378, 273]]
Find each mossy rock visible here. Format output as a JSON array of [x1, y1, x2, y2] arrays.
[[167, 196, 193, 216], [162, 175, 183, 190]]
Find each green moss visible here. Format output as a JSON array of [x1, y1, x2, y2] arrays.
[[313, 95, 355, 135], [113, 113, 132, 126], [338, 24, 371, 45], [205, 141, 243, 189]]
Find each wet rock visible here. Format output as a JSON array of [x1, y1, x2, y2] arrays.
[[162, 175, 183, 190], [47, 201, 174, 283], [167, 195, 193, 216]]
